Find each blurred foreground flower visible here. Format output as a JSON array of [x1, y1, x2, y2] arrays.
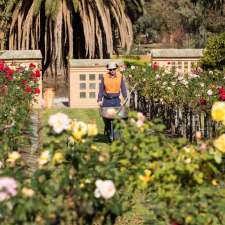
[[0, 177, 18, 202], [48, 113, 71, 134], [21, 187, 35, 197], [52, 152, 64, 164], [213, 134, 225, 153], [71, 121, 88, 141], [211, 102, 225, 122], [94, 179, 116, 199], [6, 151, 21, 165], [87, 124, 98, 136], [38, 151, 50, 166]]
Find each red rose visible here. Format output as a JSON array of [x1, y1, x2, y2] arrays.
[[0, 62, 4, 71], [218, 87, 225, 94], [35, 70, 41, 77], [30, 72, 36, 78], [5, 74, 13, 81], [22, 80, 28, 85], [152, 62, 158, 70], [34, 87, 40, 94], [199, 98, 207, 105], [29, 63, 36, 68], [25, 85, 32, 93], [7, 69, 14, 75], [219, 93, 225, 101]]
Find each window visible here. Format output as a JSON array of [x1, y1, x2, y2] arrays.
[[191, 61, 196, 68], [171, 61, 176, 70], [80, 92, 86, 98], [99, 74, 103, 80], [184, 62, 188, 73], [80, 83, 86, 90], [89, 74, 95, 80], [80, 74, 86, 81], [89, 83, 96, 89], [89, 92, 96, 98], [178, 61, 182, 69]]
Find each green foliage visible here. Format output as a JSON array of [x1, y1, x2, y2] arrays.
[[124, 63, 225, 110], [72, 0, 78, 12], [111, 112, 225, 224], [201, 32, 225, 70], [0, 61, 41, 157], [133, 0, 225, 47]]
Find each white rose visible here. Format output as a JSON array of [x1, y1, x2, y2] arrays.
[[94, 179, 116, 200], [207, 89, 213, 96], [48, 113, 71, 134], [131, 65, 135, 70], [200, 83, 204, 87], [38, 151, 50, 166]]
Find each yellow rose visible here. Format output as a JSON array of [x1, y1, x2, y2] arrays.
[[38, 151, 50, 166], [72, 131, 83, 141], [211, 102, 225, 122], [139, 175, 151, 183], [213, 134, 225, 153], [52, 152, 64, 164], [212, 179, 219, 186], [6, 151, 21, 165], [22, 187, 35, 197], [139, 170, 152, 183], [87, 124, 98, 136]]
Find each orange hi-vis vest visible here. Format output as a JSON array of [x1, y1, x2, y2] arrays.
[[103, 72, 122, 93]]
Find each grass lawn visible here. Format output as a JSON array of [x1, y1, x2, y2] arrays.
[[40, 108, 109, 149]]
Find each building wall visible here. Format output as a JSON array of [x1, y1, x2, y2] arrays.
[[69, 66, 107, 108], [152, 58, 200, 74]]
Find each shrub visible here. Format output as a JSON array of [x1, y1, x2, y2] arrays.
[[0, 61, 41, 157]]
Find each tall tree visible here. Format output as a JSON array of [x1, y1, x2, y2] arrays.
[[1, 0, 143, 77]]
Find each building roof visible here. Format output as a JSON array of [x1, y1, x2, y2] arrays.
[[70, 59, 123, 67], [151, 49, 203, 58], [0, 50, 42, 59]]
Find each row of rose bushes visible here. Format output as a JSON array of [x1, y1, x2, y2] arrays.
[[0, 60, 41, 157], [124, 63, 225, 112], [1, 102, 225, 224]]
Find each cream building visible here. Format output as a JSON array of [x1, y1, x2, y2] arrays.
[[69, 59, 123, 108], [151, 49, 203, 74]]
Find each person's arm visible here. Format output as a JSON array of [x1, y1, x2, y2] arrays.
[[121, 76, 127, 99], [97, 76, 104, 102]]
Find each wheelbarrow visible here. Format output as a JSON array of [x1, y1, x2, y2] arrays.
[[99, 105, 128, 142]]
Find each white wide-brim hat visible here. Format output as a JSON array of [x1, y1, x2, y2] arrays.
[[107, 62, 118, 70]]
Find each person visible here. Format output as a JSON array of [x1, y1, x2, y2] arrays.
[[97, 62, 127, 107], [97, 62, 128, 142]]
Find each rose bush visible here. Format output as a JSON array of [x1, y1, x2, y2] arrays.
[[0, 60, 41, 157], [109, 106, 225, 225], [124, 63, 225, 110], [0, 105, 225, 224]]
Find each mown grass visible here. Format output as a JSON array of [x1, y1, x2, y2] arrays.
[[40, 108, 109, 150]]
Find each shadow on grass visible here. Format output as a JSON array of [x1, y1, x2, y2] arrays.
[[93, 133, 109, 144]]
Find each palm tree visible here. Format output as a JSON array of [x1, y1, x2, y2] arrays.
[[1, 0, 144, 77]]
